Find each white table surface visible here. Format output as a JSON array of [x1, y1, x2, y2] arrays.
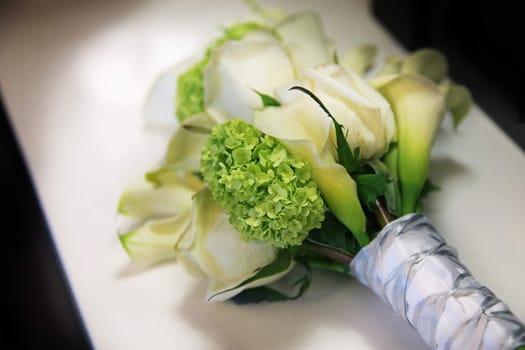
[[1, 0, 524, 349]]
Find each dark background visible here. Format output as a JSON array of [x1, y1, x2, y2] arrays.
[[1, 0, 523, 348], [373, 0, 523, 148]]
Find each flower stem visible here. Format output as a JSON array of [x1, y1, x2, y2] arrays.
[[373, 198, 395, 228], [302, 239, 353, 265]]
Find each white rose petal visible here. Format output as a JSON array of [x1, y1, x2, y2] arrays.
[[179, 189, 278, 285], [276, 12, 335, 69], [204, 30, 295, 123], [301, 64, 396, 159]]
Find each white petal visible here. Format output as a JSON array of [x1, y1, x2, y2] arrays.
[[189, 189, 278, 284], [118, 174, 198, 219], [206, 260, 295, 302], [276, 12, 335, 69], [161, 113, 215, 172], [203, 30, 295, 123], [253, 96, 332, 154], [119, 212, 191, 265]]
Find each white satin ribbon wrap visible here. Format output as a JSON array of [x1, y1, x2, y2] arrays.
[[350, 214, 525, 350]]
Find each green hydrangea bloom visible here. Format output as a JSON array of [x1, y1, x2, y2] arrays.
[[201, 119, 326, 248]]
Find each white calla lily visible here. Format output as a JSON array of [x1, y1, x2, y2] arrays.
[[340, 44, 377, 76], [378, 74, 446, 214], [118, 172, 203, 265]]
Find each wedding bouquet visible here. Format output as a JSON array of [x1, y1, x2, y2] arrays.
[[117, 2, 525, 349]]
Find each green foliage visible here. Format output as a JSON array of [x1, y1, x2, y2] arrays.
[[201, 119, 326, 248], [301, 256, 351, 276], [253, 89, 281, 107], [222, 22, 268, 41], [176, 62, 207, 122], [307, 212, 360, 256], [355, 173, 390, 209], [289, 86, 361, 173], [419, 178, 440, 199]]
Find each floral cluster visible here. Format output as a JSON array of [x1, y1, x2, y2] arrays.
[[201, 119, 325, 248], [118, 3, 472, 303]]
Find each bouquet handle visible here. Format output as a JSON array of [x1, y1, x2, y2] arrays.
[[350, 214, 525, 350]]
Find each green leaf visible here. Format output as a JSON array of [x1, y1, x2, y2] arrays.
[[368, 157, 400, 216], [231, 286, 294, 304], [307, 211, 360, 256], [302, 256, 352, 276], [289, 86, 361, 173], [253, 89, 281, 107], [355, 173, 390, 209], [231, 259, 312, 304], [419, 178, 440, 199]]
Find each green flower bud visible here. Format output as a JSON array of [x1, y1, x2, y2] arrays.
[[201, 119, 326, 248]]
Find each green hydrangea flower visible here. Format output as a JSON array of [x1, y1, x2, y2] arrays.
[[201, 119, 326, 248]]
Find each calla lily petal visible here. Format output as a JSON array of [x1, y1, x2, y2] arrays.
[[379, 74, 446, 214], [119, 212, 191, 265], [400, 48, 448, 84], [118, 173, 200, 219], [377, 56, 403, 76], [439, 82, 473, 128], [283, 139, 368, 246], [340, 44, 377, 76], [254, 101, 368, 246], [118, 172, 203, 264]]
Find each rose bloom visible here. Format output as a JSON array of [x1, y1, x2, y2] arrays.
[[281, 64, 396, 160]]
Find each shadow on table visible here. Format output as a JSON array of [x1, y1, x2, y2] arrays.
[[176, 270, 427, 349]]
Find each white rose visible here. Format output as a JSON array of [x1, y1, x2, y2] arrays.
[[203, 30, 295, 123], [297, 64, 396, 160]]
